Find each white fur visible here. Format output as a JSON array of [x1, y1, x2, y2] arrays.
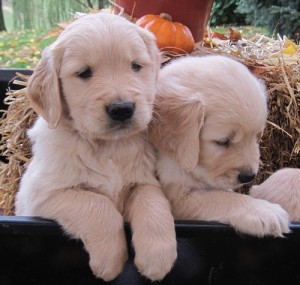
[[149, 55, 290, 237], [250, 168, 300, 222], [15, 13, 176, 281]]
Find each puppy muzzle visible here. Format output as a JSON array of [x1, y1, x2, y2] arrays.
[[106, 102, 135, 122]]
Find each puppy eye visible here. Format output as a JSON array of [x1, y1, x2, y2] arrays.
[[77, 68, 92, 79], [131, 62, 142, 72], [215, 138, 230, 148]]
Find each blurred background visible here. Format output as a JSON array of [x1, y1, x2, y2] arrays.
[[0, 0, 299, 69]]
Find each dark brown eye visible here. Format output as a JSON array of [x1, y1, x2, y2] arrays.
[[215, 138, 230, 148], [131, 62, 142, 72], [77, 68, 92, 79]]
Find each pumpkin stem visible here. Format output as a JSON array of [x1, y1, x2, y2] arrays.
[[159, 13, 172, 22]]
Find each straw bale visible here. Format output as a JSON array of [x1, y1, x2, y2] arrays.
[[249, 62, 299, 192], [0, 34, 299, 215], [0, 74, 37, 215]]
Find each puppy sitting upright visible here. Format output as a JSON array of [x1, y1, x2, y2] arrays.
[[150, 55, 289, 237], [15, 13, 176, 281]]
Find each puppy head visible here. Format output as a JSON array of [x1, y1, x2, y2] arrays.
[[150, 55, 267, 189], [27, 13, 160, 140]]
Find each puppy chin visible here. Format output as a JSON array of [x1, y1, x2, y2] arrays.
[[103, 124, 148, 140], [208, 177, 240, 191], [192, 166, 244, 191], [211, 174, 258, 191], [79, 120, 148, 141]]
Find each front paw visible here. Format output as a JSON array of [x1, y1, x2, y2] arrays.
[[86, 230, 128, 281], [230, 199, 290, 237], [134, 233, 177, 281]]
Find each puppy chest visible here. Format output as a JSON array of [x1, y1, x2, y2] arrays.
[[83, 150, 155, 204], [56, 135, 156, 211]]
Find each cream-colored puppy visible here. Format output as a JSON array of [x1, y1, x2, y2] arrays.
[[250, 168, 300, 222], [15, 13, 176, 281], [150, 55, 290, 237]]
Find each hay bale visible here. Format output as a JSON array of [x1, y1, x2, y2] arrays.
[[252, 62, 300, 190], [0, 74, 37, 215], [251, 58, 298, 190], [0, 36, 299, 215]]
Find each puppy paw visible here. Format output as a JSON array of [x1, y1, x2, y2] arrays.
[[134, 235, 177, 281], [86, 230, 128, 281], [230, 199, 290, 237]]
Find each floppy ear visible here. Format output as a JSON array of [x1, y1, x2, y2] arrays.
[[26, 45, 63, 129], [135, 25, 161, 76], [149, 92, 204, 171]]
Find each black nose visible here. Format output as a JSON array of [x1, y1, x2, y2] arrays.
[[238, 172, 256, 184], [106, 102, 135, 121]]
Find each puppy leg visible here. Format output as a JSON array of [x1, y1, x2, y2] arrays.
[[250, 168, 300, 222], [31, 189, 128, 281], [168, 188, 290, 237], [125, 184, 177, 281]]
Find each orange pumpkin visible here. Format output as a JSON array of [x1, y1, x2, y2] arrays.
[[136, 13, 195, 55]]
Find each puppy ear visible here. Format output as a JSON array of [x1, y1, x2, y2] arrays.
[[135, 26, 161, 75], [27, 46, 63, 129], [149, 93, 204, 171]]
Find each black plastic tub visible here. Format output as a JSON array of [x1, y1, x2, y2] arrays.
[[1, 69, 300, 285], [0, 217, 300, 285]]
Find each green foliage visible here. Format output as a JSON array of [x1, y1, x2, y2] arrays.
[[3, 7, 13, 31], [0, 29, 56, 68], [210, 0, 246, 26], [237, 0, 300, 39], [12, 0, 110, 30], [212, 25, 269, 38], [0, 24, 270, 68]]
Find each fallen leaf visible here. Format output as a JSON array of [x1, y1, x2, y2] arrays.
[[283, 38, 298, 55], [229, 28, 242, 42], [211, 32, 228, 40]]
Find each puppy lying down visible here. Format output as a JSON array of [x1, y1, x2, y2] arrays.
[[15, 13, 176, 281], [150, 55, 290, 237], [250, 168, 300, 222]]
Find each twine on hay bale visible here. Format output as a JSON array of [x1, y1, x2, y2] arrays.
[[0, 34, 299, 215]]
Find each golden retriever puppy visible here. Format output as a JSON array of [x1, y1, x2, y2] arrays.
[[149, 55, 289, 237], [15, 13, 177, 281], [250, 168, 300, 222]]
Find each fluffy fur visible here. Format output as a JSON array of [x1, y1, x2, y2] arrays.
[[149, 55, 290, 237], [15, 13, 176, 281], [250, 168, 300, 222]]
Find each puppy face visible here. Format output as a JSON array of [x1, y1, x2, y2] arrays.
[[194, 97, 265, 190], [27, 13, 160, 140], [150, 56, 267, 190]]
